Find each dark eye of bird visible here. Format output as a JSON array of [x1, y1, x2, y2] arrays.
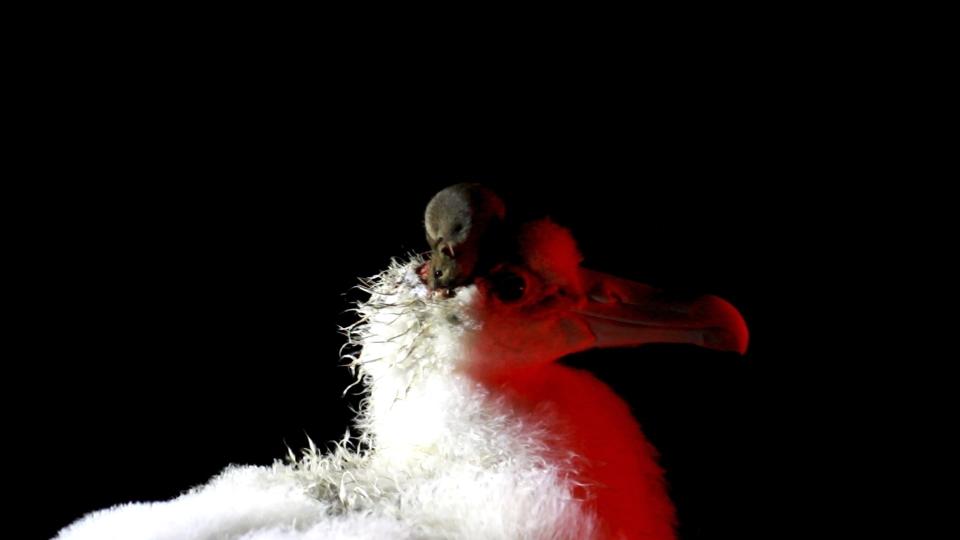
[[453, 223, 463, 233], [491, 270, 526, 303], [434, 269, 443, 278]]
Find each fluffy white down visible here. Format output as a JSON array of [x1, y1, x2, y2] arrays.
[[56, 258, 599, 540], [56, 466, 411, 540]]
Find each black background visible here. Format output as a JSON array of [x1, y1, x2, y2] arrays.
[[19, 55, 837, 539]]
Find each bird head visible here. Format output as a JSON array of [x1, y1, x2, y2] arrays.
[[351, 218, 747, 389], [462, 219, 749, 380]]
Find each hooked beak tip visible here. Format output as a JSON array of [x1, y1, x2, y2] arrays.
[[696, 294, 749, 355]]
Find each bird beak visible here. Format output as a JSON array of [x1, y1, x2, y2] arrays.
[[575, 269, 749, 354]]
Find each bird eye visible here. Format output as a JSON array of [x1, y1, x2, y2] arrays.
[[490, 270, 526, 303], [453, 223, 463, 233], [434, 269, 443, 278]]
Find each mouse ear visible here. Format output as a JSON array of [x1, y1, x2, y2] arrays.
[[518, 218, 583, 295]]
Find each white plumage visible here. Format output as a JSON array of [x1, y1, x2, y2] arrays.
[[57, 218, 746, 540]]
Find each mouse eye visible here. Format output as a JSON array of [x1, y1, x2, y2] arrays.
[[490, 269, 527, 303]]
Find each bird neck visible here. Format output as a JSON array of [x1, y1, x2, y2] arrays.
[[481, 363, 676, 540]]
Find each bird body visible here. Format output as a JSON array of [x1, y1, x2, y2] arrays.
[[58, 201, 747, 540]]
